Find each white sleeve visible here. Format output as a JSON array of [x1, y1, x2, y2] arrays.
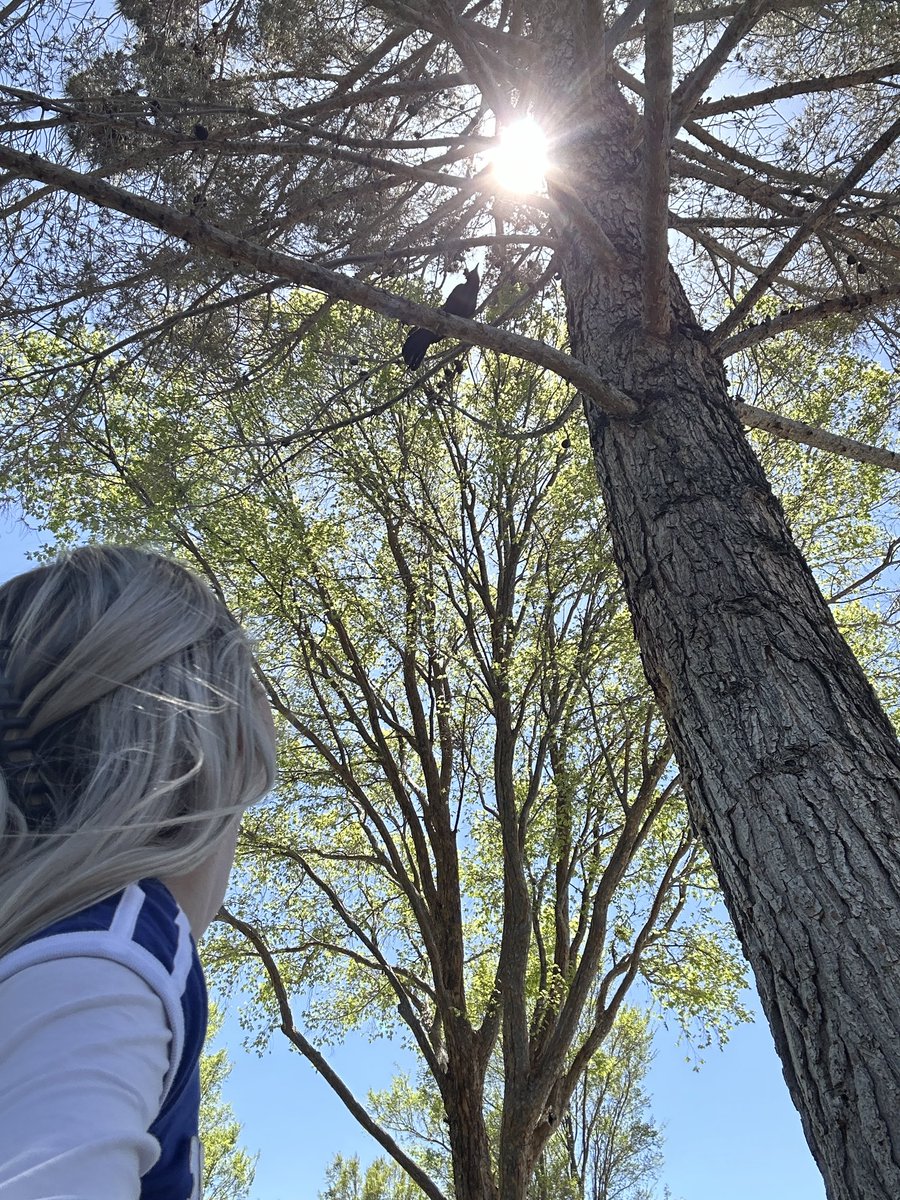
[[0, 956, 172, 1199]]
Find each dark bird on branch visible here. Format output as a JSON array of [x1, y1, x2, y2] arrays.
[[401, 266, 480, 369]]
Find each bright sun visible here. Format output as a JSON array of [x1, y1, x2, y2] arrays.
[[489, 118, 549, 194]]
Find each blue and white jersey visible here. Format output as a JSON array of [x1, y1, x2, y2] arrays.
[[0, 879, 207, 1199]]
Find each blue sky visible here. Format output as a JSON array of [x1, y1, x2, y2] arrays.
[[0, 512, 825, 1200]]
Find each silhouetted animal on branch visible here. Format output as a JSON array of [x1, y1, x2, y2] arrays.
[[401, 266, 480, 369]]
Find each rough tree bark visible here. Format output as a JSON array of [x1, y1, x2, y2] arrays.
[[542, 43, 900, 1200]]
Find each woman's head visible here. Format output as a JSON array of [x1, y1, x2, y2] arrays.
[[0, 544, 277, 956]]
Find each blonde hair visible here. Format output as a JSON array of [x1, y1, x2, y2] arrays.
[[0, 544, 277, 957]]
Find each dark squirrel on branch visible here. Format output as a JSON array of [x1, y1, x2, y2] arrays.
[[401, 266, 480, 369]]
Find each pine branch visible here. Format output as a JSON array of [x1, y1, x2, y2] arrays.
[[0, 88, 526, 216], [299, 124, 492, 151], [368, 0, 528, 60], [612, 0, 816, 44], [603, 0, 648, 51], [694, 60, 900, 118], [305, 24, 409, 108], [667, 0, 812, 29], [682, 122, 838, 193], [736, 400, 900, 473], [0, 142, 636, 415], [434, 0, 515, 121], [672, 137, 900, 266], [719, 284, 900, 355], [671, 214, 813, 296], [712, 112, 900, 345], [290, 71, 471, 120], [323, 234, 558, 269], [614, 56, 847, 209], [670, 0, 773, 133]]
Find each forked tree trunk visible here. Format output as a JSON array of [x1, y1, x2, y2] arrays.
[[548, 73, 900, 1200]]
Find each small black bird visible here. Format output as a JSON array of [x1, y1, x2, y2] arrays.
[[402, 266, 480, 370]]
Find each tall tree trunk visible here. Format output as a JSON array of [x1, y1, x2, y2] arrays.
[[549, 73, 900, 1200], [498, 1123, 534, 1200], [443, 1048, 498, 1200]]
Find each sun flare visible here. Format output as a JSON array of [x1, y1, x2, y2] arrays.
[[490, 118, 549, 194]]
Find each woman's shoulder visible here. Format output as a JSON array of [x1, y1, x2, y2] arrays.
[[0, 878, 208, 1107], [0, 879, 203, 1012]]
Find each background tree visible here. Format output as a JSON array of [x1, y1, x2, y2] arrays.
[[200, 1002, 258, 1200], [320, 1152, 423, 1200], [318, 1007, 663, 1200], [552, 1010, 662, 1200], [3, 3, 900, 1198]]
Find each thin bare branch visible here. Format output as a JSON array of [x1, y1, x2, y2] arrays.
[[218, 907, 447, 1200], [828, 539, 900, 604], [712, 112, 900, 345], [275, 840, 445, 1076], [736, 399, 900, 473]]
